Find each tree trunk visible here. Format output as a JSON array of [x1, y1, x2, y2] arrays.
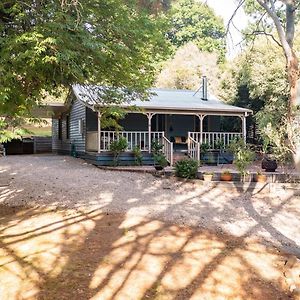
[[287, 51, 299, 110], [286, 51, 300, 171]]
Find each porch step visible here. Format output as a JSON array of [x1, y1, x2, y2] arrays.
[[173, 152, 188, 163]]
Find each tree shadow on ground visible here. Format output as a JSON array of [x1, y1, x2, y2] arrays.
[[0, 155, 299, 299], [0, 202, 294, 300]]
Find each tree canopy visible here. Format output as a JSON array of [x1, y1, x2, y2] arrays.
[[167, 0, 225, 58], [0, 0, 168, 141], [156, 42, 221, 94]]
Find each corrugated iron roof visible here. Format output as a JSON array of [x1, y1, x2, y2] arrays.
[[72, 84, 252, 114]]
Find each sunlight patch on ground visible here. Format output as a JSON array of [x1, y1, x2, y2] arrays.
[[0, 206, 292, 300]]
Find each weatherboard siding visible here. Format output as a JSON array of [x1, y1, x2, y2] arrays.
[[52, 98, 86, 154], [69, 98, 86, 153], [52, 117, 71, 153]]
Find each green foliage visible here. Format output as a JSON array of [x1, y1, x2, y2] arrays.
[[156, 43, 222, 93], [151, 139, 168, 168], [153, 153, 169, 168], [0, 0, 169, 141], [220, 35, 289, 134], [100, 107, 127, 131], [228, 139, 255, 179], [151, 140, 164, 155], [109, 137, 128, 166], [200, 142, 209, 155], [167, 0, 225, 59], [221, 37, 288, 109], [175, 159, 199, 179], [222, 170, 231, 175], [214, 139, 225, 151], [133, 146, 143, 166]]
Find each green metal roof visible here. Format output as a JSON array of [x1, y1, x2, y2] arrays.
[[72, 85, 252, 115]]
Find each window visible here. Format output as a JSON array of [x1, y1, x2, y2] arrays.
[[58, 118, 62, 140], [78, 119, 84, 135], [66, 115, 70, 139]]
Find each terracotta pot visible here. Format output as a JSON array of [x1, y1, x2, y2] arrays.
[[220, 173, 232, 181], [203, 174, 213, 182], [255, 174, 267, 183]]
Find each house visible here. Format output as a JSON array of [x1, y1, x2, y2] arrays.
[[50, 78, 252, 166]]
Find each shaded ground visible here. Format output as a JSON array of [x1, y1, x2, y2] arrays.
[[0, 155, 300, 299], [0, 206, 293, 300]]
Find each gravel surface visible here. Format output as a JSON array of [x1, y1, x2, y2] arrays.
[[1, 154, 300, 256]]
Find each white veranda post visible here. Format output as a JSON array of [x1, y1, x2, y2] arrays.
[[197, 114, 205, 144], [98, 111, 101, 153], [146, 113, 155, 153], [241, 114, 247, 143]]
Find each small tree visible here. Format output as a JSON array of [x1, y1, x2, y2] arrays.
[[110, 137, 128, 166], [229, 139, 255, 181], [133, 146, 143, 166]]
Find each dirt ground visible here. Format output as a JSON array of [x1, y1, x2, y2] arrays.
[[0, 206, 296, 300], [0, 155, 300, 299]]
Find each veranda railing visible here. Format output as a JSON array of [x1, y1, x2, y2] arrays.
[[86, 131, 173, 165], [99, 131, 164, 152], [187, 136, 200, 161], [188, 132, 243, 150]]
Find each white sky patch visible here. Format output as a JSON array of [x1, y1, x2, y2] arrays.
[[202, 0, 249, 58]]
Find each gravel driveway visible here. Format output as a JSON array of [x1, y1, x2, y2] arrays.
[[1, 154, 300, 257]]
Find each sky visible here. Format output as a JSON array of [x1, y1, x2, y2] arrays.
[[203, 0, 249, 58]]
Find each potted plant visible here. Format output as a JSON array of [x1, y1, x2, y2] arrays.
[[214, 138, 225, 152], [220, 170, 232, 181], [262, 155, 278, 172], [261, 141, 278, 172], [203, 172, 214, 181], [153, 153, 168, 171], [255, 172, 267, 183]]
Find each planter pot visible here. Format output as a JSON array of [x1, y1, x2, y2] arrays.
[[262, 157, 278, 172], [255, 174, 267, 183], [203, 174, 213, 182], [220, 173, 232, 181], [202, 151, 219, 166], [154, 165, 164, 171]]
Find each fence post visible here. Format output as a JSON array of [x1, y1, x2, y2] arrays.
[[170, 142, 173, 167]]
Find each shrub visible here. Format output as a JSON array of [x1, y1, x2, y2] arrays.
[[228, 139, 255, 180], [153, 153, 168, 169], [133, 146, 143, 166], [151, 139, 164, 155], [110, 136, 128, 166], [214, 139, 225, 151], [175, 159, 199, 179], [222, 170, 231, 175], [200, 142, 209, 154]]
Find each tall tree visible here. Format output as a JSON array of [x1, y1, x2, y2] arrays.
[[253, 0, 299, 168], [0, 0, 168, 141], [167, 0, 225, 58], [228, 0, 300, 167], [252, 0, 299, 113], [156, 42, 221, 94]]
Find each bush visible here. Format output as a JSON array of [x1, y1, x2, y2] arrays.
[[200, 142, 209, 154], [110, 136, 128, 166], [133, 146, 143, 166], [175, 159, 199, 179], [228, 139, 255, 180], [151, 139, 164, 155], [153, 153, 169, 169]]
